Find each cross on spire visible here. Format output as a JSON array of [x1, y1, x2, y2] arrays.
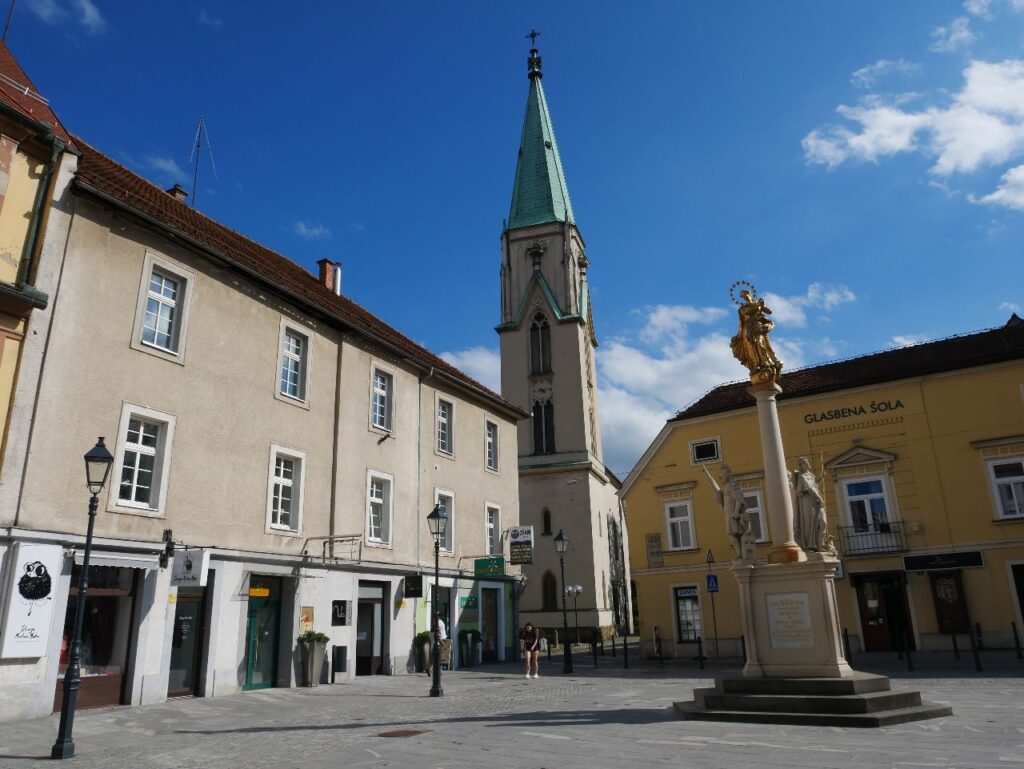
[[526, 28, 541, 49], [526, 29, 543, 80]]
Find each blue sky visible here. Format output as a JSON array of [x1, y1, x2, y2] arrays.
[[9, 1, 1024, 475]]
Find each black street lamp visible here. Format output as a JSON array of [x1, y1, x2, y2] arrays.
[[426, 503, 448, 698], [52, 437, 114, 760], [565, 584, 582, 643], [553, 529, 574, 674]]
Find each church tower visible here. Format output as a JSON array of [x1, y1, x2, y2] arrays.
[[498, 42, 631, 638]]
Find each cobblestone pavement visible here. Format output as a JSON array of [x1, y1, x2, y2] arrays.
[[1, 652, 1021, 769]]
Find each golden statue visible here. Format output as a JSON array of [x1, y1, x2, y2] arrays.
[[730, 283, 783, 385]]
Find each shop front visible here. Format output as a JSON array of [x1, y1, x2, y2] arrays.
[[243, 575, 282, 690], [850, 571, 914, 652]]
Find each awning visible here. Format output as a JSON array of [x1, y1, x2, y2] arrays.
[[74, 550, 160, 571]]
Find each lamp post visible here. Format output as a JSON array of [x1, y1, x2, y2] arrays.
[[553, 530, 574, 674], [565, 584, 582, 643], [426, 503, 447, 698], [52, 438, 114, 760]]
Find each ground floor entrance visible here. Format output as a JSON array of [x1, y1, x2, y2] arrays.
[[168, 587, 206, 697], [243, 576, 281, 690], [53, 565, 139, 712], [481, 587, 499, 663], [852, 572, 914, 652], [356, 582, 388, 676]]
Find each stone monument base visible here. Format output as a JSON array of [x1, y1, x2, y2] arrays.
[[674, 672, 952, 727], [735, 555, 851, 678]]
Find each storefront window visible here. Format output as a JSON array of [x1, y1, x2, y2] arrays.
[[59, 566, 136, 678]]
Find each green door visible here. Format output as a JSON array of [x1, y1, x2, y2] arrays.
[[244, 578, 281, 690]]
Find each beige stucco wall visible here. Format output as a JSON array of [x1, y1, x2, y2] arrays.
[[0, 140, 43, 285]]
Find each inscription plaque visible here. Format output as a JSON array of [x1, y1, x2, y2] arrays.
[[766, 592, 813, 649]]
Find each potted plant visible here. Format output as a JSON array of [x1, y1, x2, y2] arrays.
[[297, 630, 330, 686], [414, 630, 432, 672]]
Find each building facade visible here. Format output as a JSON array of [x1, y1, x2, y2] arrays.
[[621, 317, 1024, 659], [496, 45, 630, 639], [0, 48, 525, 722]]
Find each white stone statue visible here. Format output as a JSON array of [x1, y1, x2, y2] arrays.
[[790, 457, 834, 554], [703, 463, 756, 563]]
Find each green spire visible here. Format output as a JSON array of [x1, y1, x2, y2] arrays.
[[507, 46, 576, 230]]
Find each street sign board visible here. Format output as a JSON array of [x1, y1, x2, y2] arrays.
[[706, 549, 714, 564], [508, 526, 534, 565], [171, 547, 210, 587], [706, 574, 719, 593], [474, 556, 505, 577]]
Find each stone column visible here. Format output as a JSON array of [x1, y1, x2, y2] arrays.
[[749, 382, 802, 564]]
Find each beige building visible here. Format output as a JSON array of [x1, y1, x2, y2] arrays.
[[497, 45, 630, 638], [0, 48, 524, 722]]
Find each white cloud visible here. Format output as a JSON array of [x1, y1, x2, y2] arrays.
[[964, 0, 994, 19], [1000, 301, 1022, 314], [294, 221, 331, 240], [146, 155, 188, 183], [637, 304, 726, 344], [25, 0, 104, 33], [439, 346, 501, 392], [889, 334, 929, 348], [851, 59, 919, 89], [198, 9, 223, 27], [975, 163, 1024, 210], [930, 16, 975, 52], [762, 283, 857, 328]]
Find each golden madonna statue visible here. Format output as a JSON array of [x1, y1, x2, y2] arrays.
[[730, 286, 783, 385]]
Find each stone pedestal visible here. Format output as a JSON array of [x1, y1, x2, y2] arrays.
[[734, 555, 852, 678]]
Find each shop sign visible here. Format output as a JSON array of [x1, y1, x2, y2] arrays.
[[332, 599, 351, 626], [903, 551, 983, 572], [508, 526, 534, 565], [803, 399, 905, 425], [474, 556, 505, 577], [404, 575, 423, 598], [170, 548, 210, 587], [460, 595, 478, 609], [0, 542, 62, 658], [249, 587, 270, 598]]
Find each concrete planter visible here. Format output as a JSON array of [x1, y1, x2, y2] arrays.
[[299, 640, 326, 686]]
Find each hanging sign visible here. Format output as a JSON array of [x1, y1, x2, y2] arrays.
[[508, 526, 534, 565], [474, 556, 505, 577], [170, 548, 210, 587], [404, 575, 423, 598], [1, 543, 63, 658]]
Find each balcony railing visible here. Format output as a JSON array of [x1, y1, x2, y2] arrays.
[[836, 521, 907, 556]]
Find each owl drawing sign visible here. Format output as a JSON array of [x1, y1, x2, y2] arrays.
[[1, 543, 62, 658]]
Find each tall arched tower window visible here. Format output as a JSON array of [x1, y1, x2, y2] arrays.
[[542, 508, 552, 535], [529, 314, 551, 374], [532, 400, 555, 455], [542, 571, 558, 611]]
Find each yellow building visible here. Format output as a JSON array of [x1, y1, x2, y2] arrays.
[[621, 315, 1024, 657]]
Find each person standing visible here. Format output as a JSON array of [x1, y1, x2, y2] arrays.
[[522, 622, 540, 679], [426, 616, 448, 676]]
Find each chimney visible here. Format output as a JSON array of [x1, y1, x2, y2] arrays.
[[165, 184, 189, 202], [317, 259, 342, 296]]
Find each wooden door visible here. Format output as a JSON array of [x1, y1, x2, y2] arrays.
[[855, 575, 893, 652]]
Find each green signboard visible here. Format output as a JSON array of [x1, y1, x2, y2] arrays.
[[460, 595, 478, 609], [474, 556, 505, 577]]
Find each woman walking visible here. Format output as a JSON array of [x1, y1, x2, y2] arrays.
[[522, 622, 540, 679]]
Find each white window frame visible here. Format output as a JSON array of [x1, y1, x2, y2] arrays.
[[485, 503, 501, 556], [664, 501, 696, 551], [265, 444, 305, 535], [987, 456, 1024, 520], [365, 469, 394, 546], [436, 397, 454, 457], [839, 474, 895, 534], [130, 251, 196, 365], [689, 437, 721, 465], [435, 487, 455, 554], [485, 419, 500, 473], [108, 402, 176, 517], [275, 319, 312, 408], [742, 489, 769, 543], [369, 363, 395, 433]]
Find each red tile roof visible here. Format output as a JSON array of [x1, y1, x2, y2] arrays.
[[71, 136, 524, 418], [673, 314, 1024, 421], [0, 43, 72, 145]]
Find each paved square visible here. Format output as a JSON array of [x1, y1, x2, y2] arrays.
[[2, 654, 1021, 768]]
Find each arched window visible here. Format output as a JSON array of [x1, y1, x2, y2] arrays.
[[542, 508, 552, 535], [532, 400, 555, 454], [542, 571, 558, 611], [529, 314, 551, 374]]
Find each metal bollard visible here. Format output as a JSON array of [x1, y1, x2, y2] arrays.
[[656, 637, 663, 665], [600, 637, 605, 656], [697, 636, 704, 670], [895, 626, 904, 661], [592, 640, 598, 668], [968, 626, 982, 672], [951, 632, 960, 661], [1012, 621, 1023, 660], [975, 622, 984, 651], [623, 635, 629, 669], [740, 634, 746, 663], [546, 636, 552, 663], [904, 628, 914, 672], [611, 636, 617, 657], [842, 628, 853, 666]]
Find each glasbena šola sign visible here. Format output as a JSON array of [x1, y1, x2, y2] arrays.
[[803, 399, 905, 424]]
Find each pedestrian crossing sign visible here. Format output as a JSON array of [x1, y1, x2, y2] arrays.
[[706, 574, 719, 593]]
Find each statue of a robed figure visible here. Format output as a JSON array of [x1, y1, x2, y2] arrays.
[[702, 463, 756, 564], [790, 457, 836, 555], [730, 285, 783, 385]]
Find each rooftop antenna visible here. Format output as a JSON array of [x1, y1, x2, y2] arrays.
[[3, 0, 17, 43], [187, 116, 218, 209]]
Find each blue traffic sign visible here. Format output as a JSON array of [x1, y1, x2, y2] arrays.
[[706, 574, 719, 593]]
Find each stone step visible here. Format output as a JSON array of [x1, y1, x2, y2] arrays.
[[695, 687, 921, 714], [674, 700, 953, 728], [718, 672, 890, 696]]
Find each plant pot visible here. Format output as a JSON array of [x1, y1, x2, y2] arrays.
[[299, 640, 326, 686], [417, 641, 431, 672]]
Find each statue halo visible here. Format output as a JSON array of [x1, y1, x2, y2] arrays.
[[729, 280, 757, 306]]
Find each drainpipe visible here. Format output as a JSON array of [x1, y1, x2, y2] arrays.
[[328, 337, 345, 558], [17, 136, 66, 290], [417, 366, 436, 567]]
